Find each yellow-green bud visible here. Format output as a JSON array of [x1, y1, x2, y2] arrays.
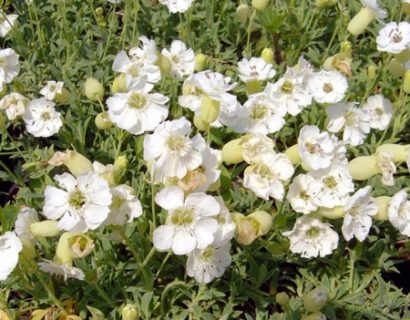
[[0, 310, 10, 320], [276, 292, 290, 306], [301, 312, 326, 320], [114, 155, 128, 173], [388, 58, 405, 77], [30, 220, 61, 238], [69, 234, 94, 259], [315, 0, 337, 7], [55, 88, 70, 104], [323, 53, 352, 76], [285, 144, 302, 165], [367, 65, 377, 80], [56, 232, 75, 265], [246, 80, 263, 95], [195, 53, 208, 72], [193, 113, 209, 131], [232, 212, 259, 245], [347, 7, 376, 36], [48, 150, 93, 177], [340, 41, 352, 57], [348, 155, 379, 180], [376, 144, 409, 162], [156, 53, 172, 76], [248, 210, 273, 236], [404, 70, 410, 94], [122, 304, 139, 320], [85, 78, 105, 101], [200, 95, 220, 123], [395, 49, 410, 63], [318, 206, 344, 219], [112, 74, 128, 93], [222, 138, 244, 164], [208, 179, 221, 192], [252, 0, 269, 11], [404, 2, 410, 15], [236, 4, 251, 24], [0, 113, 6, 131], [303, 287, 328, 312], [374, 196, 390, 221], [95, 112, 113, 130], [261, 48, 274, 65]]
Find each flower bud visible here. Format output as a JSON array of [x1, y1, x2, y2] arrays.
[[208, 179, 221, 192], [55, 88, 71, 104], [248, 210, 273, 236], [236, 4, 251, 24], [114, 155, 128, 175], [303, 287, 328, 312], [276, 292, 290, 306], [193, 113, 209, 131], [376, 144, 409, 162], [348, 155, 379, 180], [156, 53, 172, 76], [122, 304, 139, 320], [404, 70, 410, 94], [0, 310, 10, 320], [340, 41, 352, 57], [285, 144, 302, 165], [95, 112, 113, 130], [222, 138, 244, 164], [388, 58, 405, 77], [69, 234, 94, 259], [48, 150, 93, 177], [367, 65, 377, 79], [252, 0, 269, 11], [195, 53, 208, 72], [395, 49, 410, 63], [315, 0, 337, 7], [347, 7, 376, 36], [85, 78, 105, 101], [56, 232, 75, 265], [246, 80, 263, 95], [95, 8, 107, 27], [323, 53, 352, 76], [301, 312, 326, 320], [317, 206, 344, 219], [30, 220, 61, 238], [232, 212, 259, 245], [261, 48, 274, 65], [374, 196, 390, 221], [112, 74, 128, 93], [404, 2, 410, 15], [200, 95, 220, 123]]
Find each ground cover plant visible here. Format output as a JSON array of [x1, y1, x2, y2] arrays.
[[0, 0, 410, 319]]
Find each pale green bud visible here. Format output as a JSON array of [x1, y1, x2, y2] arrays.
[[232, 212, 259, 245], [121, 304, 139, 320], [48, 150, 93, 177], [30, 220, 61, 238], [348, 155, 379, 181], [193, 113, 209, 131], [261, 48, 274, 65], [303, 287, 328, 312], [376, 144, 409, 162], [85, 77, 105, 101], [248, 210, 273, 236], [404, 70, 410, 94], [222, 138, 244, 164], [246, 80, 263, 95], [252, 0, 269, 11], [395, 49, 410, 63], [156, 53, 172, 76], [236, 4, 251, 24], [276, 292, 290, 306], [55, 88, 70, 104], [69, 234, 94, 259], [199, 95, 220, 123], [56, 232, 75, 265], [317, 206, 344, 219], [95, 112, 113, 130], [374, 196, 390, 221], [285, 144, 302, 165], [388, 58, 405, 77], [404, 2, 410, 15], [367, 65, 377, 80], [114, 155, 128, 173], [347, 7, 376, 36], [112, 74, 128, 93], [195, 53, 208, 72]]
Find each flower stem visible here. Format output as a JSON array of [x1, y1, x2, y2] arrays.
[[245, 10, 257, 57]]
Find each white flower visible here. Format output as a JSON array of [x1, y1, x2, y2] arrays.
[[360, 0, 387, 19], [161, 40, 195, 79], [362, 94, 393, 130], [0, 232, 22, 281], [237, 57, 276, 82], [283, 216, 339, 258], [0, 10, 18, 37], [153, 186, 220, 255], [388, 190, 410, 236], [105, 185, 143, 225], [240, 133, 275, 164], [287, 174, 322, 214], [15, 207, 39, 245], [43, 172, 112, 232], [376, 152, 396, 186], [213, 197, 236, 244], [311, 164, 354, 208], [38, 260, 85, 281], [307, 70, 348, 104], [129, 36, 158, 65], [0, 92, 29, 120], [243, 152, 294, 200], [107, 79, 169, 135], [327, 102, 370, 146], [23, 98, 63, 137], [342, 186, 378, 242], [112, 50, 161, 84], [0, 48, 20, 84], [186, 242, 231, 283], [377, 22, 410, 54], [158, 0, 195, 13], [265, 68, 312, 116], [230, 92, 286, 134], [298, 125, 337, 170], [40, 81, 64, 101], [143, 117, 202, 180]]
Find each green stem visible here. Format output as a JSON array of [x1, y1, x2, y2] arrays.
[[245, 10, 257, 57], [37, 274, 68, 316]]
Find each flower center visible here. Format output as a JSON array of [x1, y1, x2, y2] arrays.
[[200, 246, 215, 262], [170, 207, 194, 226], [171, 55, 181, 64], [323, 83, 333, 93], [128, 92, 147, 109], [323, 176, 337, 189], [306, 227, 320, 238], [392, 30, 403, 43], [375, 107, 384, 116], [300, 191, 310, 201], [250, 104, 268, 119], [304, 141, 321, 154], [111, 194, 126, 209], [254, 162, 274, 178], [344, 110, 357, 126], [41, 112, 51, 121], [127, 63, 140, 77], [167, 135, 187, 151], [281, 80, 294, 94], [68, 188, 86, 209]]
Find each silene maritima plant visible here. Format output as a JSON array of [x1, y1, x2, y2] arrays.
[[0, 0, 410, 319]]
